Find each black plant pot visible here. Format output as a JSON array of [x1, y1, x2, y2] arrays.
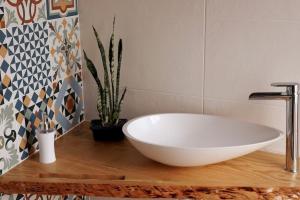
[[90, 119, 128, 141]]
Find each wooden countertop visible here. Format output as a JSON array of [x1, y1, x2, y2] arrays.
[[1, 121, 300, 199]]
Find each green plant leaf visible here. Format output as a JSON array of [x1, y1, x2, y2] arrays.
[[117, 87, 127, 114], [109, 17, 116, 113], [83, 50, 107, 122], [83, 50, 103, 90], [115, 39, 123, 108], [92, 26, 113, 121]]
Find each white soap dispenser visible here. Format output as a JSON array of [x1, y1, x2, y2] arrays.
[[37, 113, 56, 164]]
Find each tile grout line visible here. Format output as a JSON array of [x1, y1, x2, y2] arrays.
[[202, 0, 208, 114]]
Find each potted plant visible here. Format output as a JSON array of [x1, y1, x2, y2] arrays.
[[83, 18, 127, 141]]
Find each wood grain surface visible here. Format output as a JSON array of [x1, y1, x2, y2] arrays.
[[1, 182, 300, 199], [0, 121, 299, 198]]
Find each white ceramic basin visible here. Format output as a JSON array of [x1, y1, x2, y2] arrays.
[[122, 113, 283, 167]]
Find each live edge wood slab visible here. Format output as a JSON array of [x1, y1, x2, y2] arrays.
[[1, 121, 300, 199]]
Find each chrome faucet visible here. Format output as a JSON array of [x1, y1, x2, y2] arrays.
[[249, 82, 299, 173]]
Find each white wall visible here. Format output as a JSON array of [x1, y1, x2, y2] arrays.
[[79, 0, 300, 155]]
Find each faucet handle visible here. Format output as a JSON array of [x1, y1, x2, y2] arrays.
[[271, 82, 299, 94]]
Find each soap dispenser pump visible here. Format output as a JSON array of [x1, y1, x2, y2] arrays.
[[37, 113, 56, 164]]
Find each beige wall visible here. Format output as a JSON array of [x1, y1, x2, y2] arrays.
[[79, 0, 300, 155]]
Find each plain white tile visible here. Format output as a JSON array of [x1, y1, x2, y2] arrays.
[[207, 0, 300, 21], [122, 89, 203, 119], [80, 0, 205, 97], [205, 19, 300, 105]]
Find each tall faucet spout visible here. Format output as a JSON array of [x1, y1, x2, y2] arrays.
[[249, 92, 291, 100]]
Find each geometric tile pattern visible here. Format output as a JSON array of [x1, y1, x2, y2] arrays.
[[53, 72, 83, 136], [0, 31, 12, 106], [6, 21, 51, 100], [4, 0, 46, 27], [0, 103, 19, 175], [49, 16, 81, 82], [0, 0, 84, 180], [15, 86, 54, 160], [46, 0, 78, 20]]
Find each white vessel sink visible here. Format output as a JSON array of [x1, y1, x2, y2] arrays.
[[122, 113, 283, 167]]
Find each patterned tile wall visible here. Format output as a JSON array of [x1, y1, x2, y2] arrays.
[[0, 0, 84, 178]]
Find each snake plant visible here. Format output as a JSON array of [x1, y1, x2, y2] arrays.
[[83, 18, 126, 127]]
